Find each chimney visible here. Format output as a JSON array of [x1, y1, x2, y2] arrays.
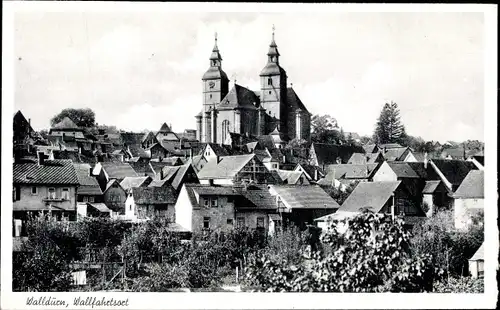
[[424, 152, 428, 169], [208, 179, 214, 186], [37, 151, 45, 166], [160, 168, 164, 180]]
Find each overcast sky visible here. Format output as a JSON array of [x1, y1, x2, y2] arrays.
[[14, 11, 485, 142]]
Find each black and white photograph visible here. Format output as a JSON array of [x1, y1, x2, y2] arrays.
[[1, 2, 498, 309]]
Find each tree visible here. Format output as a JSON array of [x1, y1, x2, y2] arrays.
[[311, 114, 345, 144], [50, 108, 96, 128], [373, 101, 405, 144]]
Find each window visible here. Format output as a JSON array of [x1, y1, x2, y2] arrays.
[[221, 120, 230, 143], [257, 217, 265, 228], [269, 91, 271, 95], [83, 196, 89, 202], [227, 196, 234, 203], [48, 188, 56, 199], [204, 198, 209, 207], [211, 198, 218, 207], [272, 164, 278, 169], [236, 217, 245, 228], [62, 188, 69, 200], [227, 219, 233, 225], [31, 187, 38, 195], [89, 196, 95, 203], [13, 186, 21, 201], [203, 217, 210, 229], [267, 78, 272, 86], [209, 94, 212, 99], [212, 60, 216, 66]]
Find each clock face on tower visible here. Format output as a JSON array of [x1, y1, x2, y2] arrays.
[[209, 81, 215, 89]]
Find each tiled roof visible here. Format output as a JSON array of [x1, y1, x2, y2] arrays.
[[431, 159, 478, 188], [216, 84, 259, 111], [340, 181, 401, 213], [120, 132, 144, 146], [383, 147, 409, 161], [277, 170, 308, 185], [323, 164, 378, 179], [206, 143, 232, 156], [13, 160, 79, 185], [171, 164, 198, 191], [405, 162, 436, 179], [422, 180, 441, 194], [387, 162, 420, 178], [379, 143, 403, 149], [197, 154, 255, 179], [271, 185, 340, 209], [74, 163, 102, 195], [120, 176, 152, 190], [158, 123, 172, 133], [87, 202, 111, 213], [311, 143, 365, 166], [347, 152, 382, 165], [148, 179, 170, 188], [101, 162, 139, 180], [161, 166, 182, 182], [131, 186, 177, 204], [412, 152, 426, 162], [453, 170, 484, 199], [237, 185, 276, 210], [363, 144, 379, 153], [104, 179, 124, 193], [286, 88, 309, 114], [129, 161, 155, 178], [52, 117, 80, 130]]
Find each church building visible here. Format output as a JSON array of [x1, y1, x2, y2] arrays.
[[195, 28, 311, 145]]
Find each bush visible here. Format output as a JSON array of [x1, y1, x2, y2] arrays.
[[433, 277, 484, 293], [13, 214, 79, 291], [410, 210, 484, 276], [131, 263, 189, 291], [244, 212, 444, 292]]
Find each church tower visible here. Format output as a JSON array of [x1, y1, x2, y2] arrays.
[[200, 33, 229, 143], [259, 25, 288, 134]]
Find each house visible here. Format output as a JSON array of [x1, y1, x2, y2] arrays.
[[468, 243, 484, 279], [120, 176, 153, 191], [276, 170, 310, 185], [308, 143, 365, 168], [318, 163, 379, 189], [13, 155, 79, 236], [125, 185, 178, 221], [268, 185, 340, 230], [347, 152, 384, 165], [73, 163, 108, 219], [13, 110, 36, 158], [254, 147, 285, 171], [175, 183, 278, 235], [371, 161, 420, 181], [186, 154, 208, 173], [92, 162, 139, 191], [103, 179, 127, 217], [293, 163, 325, 182], [382, 147, 416, 162], [158, 163, 199, 193], [323, 181, 426, 230], [452, 170, 484, 230], [197, 154, 279, 185]]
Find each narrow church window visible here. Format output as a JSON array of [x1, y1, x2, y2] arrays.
[[209, 94, 212, 99], [269, 91, 271, 94], [268, 78, 272, 86]]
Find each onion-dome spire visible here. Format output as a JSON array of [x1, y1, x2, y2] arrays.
[[267, 24, 280, 58], [210, 32, 222, 62]]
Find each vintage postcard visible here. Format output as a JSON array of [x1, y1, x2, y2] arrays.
[[1, 1, 498, 309]]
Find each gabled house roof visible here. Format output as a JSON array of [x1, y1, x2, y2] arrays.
[[130, 186, 177, 205], [323, 163, 379, 180], [197, 154, 255, 180], [347, 152, 382, 165], [74, 163, 102, 195], [430, 159, 478, 189], [453, 170, 484, 199], [387, 162, 420, 178], [470, 243, 484, 261], [104, 179, 125, 193], [13, 159, 79, 185], [363, 144, 379, 154], [269, 185, 340, 210], [340, 181, 402, 213], [422, 180, 442, 194], [158, 122, 172, 133], [100, 162, 139, 180], [383, 147, 410, 161], [310, 143, 365, 166], [129, 161, 155, 178], [120, 176, 152, 190], [276, 170, 309, 185]]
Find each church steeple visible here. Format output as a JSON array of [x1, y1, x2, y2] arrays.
[[267, 25, 280, 64], [209, 32, 222, 67]]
